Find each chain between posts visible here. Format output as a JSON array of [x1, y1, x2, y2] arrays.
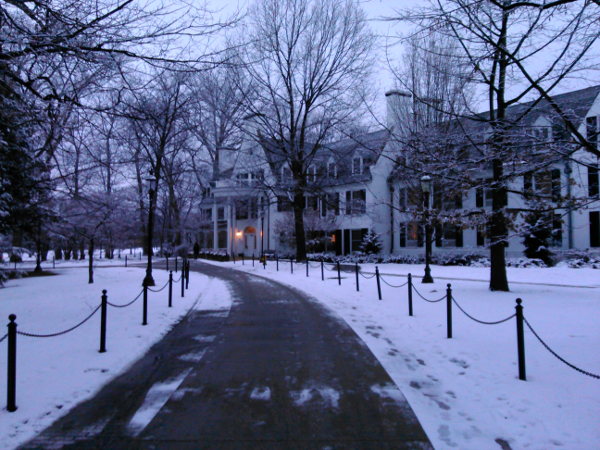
[[107, 289, 144, 308], [379, 274, 409, 288], [147, 279, 170, 293], [411, 285, 446, 303], [450, 297, 516, 325], [16, 304, 102, 338], [0, 333, 7, 343], [523, 316, 600, 379], [359, 271, 377, 279]]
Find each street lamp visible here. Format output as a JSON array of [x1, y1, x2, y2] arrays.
[[420, 175, 434, 283], [143, 169, 157, 287]]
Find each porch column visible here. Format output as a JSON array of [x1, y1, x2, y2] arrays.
[[212, 203, 218, 250]]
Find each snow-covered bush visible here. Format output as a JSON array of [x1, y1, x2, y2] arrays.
[[555, 250, 600, 269]]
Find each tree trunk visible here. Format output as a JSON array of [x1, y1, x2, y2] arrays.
[[88, 238, 95, 284], [293, 191, 307, 261], [79, 240, 85, 260], [489, 158, 509, 291]]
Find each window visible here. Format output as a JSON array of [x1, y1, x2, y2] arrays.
[[400, 222, 423, 248], [236, 200, 248, 220], [202, 208, 212, 221], [398, 188, 406, 210], [351, 229, 366, 252], [435, 224, 463, 248], [476, 187, 484, 208], [525, 170, 561, 202], [306, 165, 317, 183], [306, 196, 318, 211], [277, 195, 293, 212], [281, 166, 292, 183], [477, 225, 486, 247], [217, 207, 225, 221], [345, 190, 366, 215], [321, 193, 339, 217], [588, 165, 599, 198], [352, 157, 362, 175], [327, 162, 337, 179]]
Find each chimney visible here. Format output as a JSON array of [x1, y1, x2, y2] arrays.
[[385, 89, 412, 130]]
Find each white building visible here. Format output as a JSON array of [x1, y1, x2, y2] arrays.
[[197, 85, 600, 259]]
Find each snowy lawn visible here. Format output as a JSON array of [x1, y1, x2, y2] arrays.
[[203, 258, 600, 450], [0, 264, 232, 450]]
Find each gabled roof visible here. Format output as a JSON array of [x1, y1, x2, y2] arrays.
[[465, 84, 600, 131], [257, 129, 390, 185]]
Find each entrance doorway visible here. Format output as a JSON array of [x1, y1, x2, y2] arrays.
[[244, 226, 257, 257]]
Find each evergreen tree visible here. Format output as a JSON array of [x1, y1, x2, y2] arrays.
[[359, 230, 383, 255], [522, 214, 554, 267]]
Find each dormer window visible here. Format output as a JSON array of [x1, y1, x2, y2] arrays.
[[306, 165, 316, 183], [352, 157, 362, 175], [327, 162, 337, 179], [281, 166, 292, 182]]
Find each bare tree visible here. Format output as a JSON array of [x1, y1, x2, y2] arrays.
[[389, 0, 600, 291], [236, 0, 377, 261]]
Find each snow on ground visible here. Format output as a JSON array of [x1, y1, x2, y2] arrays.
[[203, 258, 600, 450], [0, 262, 233, 450]]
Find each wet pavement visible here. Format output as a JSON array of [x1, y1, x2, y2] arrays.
[[19, 261, 433, 450]]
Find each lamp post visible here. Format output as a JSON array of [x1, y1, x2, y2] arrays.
[[421, 175, 434, 283], [143, 170, 157, 287]]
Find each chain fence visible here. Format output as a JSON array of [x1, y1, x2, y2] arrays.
[[523, 316, 600, 379], [148, 279, 170, 293], [107, 289, 144, 308], [359, 271, 377, 279], [451, 297, 516, 325], [16, 304, 102, 338], [0, 333, 7, 343], [411, 284, 446, 303], [379, 275, 409, 288]]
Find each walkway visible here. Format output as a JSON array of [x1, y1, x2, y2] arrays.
[[20, 261, 433, 450]]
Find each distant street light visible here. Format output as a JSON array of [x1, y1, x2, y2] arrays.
[[421, 175, 434, 283], [143, 170, 157, 287]]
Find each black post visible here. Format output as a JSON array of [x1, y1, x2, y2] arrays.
[[186, 260, 189, 290], [166, 256, 169, 272], [242, 254, 245, 265], [291, 259, 293, 274], [169, 271, 173, 307], [376, 266, 382, 300], [408, 273, 413, 316], [446, 284, 452, 339], [321, 260, 324, 281], [143, 284, 148, 325], [53, 256, 55, 269], [140, 252, 141, 261], [252, 253, 255, 267], [7, 314, 17, 412], [100, 290, 107, 353], [175, 257, 178, 273], [516, 299, 526, 381], [355, 263, 359, 292], [306, 259, 309, 277], [181, 269, 185, 298], [233, 254, 236, 264], [337, 261, 341, 285], [276, 255, 279, 271], [125, 255, 127, 267], [263, 253, 266, 269]]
